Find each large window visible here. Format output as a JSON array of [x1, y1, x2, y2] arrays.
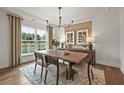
[[21, 26, 47, 55], [36, 29, 46, 50]]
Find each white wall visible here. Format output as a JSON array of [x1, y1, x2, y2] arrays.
[[120, 8, 124, 74], [0, 11, 10, 69], [93, 8, 120, 68], [53, 8, 120, 68]]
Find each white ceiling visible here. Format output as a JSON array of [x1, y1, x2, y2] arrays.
[[0, 7, 115, 25]]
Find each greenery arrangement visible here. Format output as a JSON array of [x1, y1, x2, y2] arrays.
[[82, 44, 88, 48], [51, 39, 60, 48]]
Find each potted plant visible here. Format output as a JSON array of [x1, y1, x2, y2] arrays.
[[51, 39, 60, 50]]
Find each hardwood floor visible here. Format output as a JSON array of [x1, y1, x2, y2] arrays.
[[94, 64, 124, 85], [0, 62, 32, 85], [0, 62, 124, 85]]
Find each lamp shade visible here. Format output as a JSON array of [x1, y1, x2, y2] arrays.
[[86, 36, 95, 43], [60, 38, 65, 43]]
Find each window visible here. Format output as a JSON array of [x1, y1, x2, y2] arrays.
[[36, 29, 46, 50], [21, 26, 47, 55]]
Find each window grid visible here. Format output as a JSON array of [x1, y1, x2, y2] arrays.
[[21, 26, 46, 56]]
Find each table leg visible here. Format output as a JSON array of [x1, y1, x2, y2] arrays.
[[68, 62, 72, 80], [87, 60, 91, 85]]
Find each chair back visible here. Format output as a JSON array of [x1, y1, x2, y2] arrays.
[[34, 48, 46, 62], [38, 48, 46, 51], [34, 52, 43, 62], [45, 55, 58, 66]]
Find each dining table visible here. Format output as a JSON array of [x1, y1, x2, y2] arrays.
[[35, 49, 92, 84]]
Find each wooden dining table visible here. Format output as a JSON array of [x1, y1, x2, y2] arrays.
[[35, 49, 92, 84]]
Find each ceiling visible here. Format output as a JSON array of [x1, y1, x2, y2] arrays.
[[0, 7, 113, 25]]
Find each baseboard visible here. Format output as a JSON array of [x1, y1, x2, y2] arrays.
[[95, 63, 120, 69], [21, 60, 35, 64], [121, 66, 124, 74], [0, 61, 34, 71]]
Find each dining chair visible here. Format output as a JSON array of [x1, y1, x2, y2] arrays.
[[44, 55, 68, 85], [34, 48, 46, 79], [72, 59, 94, 85], [70, 49, 94, 85]]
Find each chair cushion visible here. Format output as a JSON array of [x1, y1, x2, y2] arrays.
[[72, 62, 93, 74], [47, 63, 67, 76], [35, 59, 43, 66]]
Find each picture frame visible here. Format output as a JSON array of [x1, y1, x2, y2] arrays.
[[76, 29, 88, 45], [65, 31, 74, 44]]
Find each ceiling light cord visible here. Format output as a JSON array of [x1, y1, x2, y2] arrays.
[[46, 19, 49, 25], [58, 7, 62, 28], [71, 20, 74, 25]]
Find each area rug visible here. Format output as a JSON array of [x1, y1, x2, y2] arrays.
[[19, 64, 105, 85]]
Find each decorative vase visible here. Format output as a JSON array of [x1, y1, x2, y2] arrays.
[[53, 46, 58, 51]]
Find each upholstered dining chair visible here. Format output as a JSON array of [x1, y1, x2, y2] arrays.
[[70, 48, 94, 85], [72, 59, 94, 85], [34, 48, 46, 79], [44, 55, 68, 85]]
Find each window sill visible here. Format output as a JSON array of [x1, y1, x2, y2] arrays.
[[21, 53, 34, 57]]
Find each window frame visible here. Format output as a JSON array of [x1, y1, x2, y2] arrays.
[[21, 25, 47, 56]]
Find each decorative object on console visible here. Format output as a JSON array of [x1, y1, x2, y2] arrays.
[[76, 29, 88, 45], [51, 39, 60, 48], [66, 31, 74, 44], [60, 38, 65, 48], [66, 44, 73, 49], [86, 36, 95, 50], [63, 52, 70, 56]]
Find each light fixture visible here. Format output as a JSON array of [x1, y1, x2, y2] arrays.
[[46, 7, 74, 28], [87, 36, 95, 43], [86, 36, 95, 50], [71, 19, 74, 25], [46, 19, 49, 25], [58, 7, 62, 28]]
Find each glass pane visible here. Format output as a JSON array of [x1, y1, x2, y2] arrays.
[[37, 41, 46, 50], [21, 26, 35, 55], [36, 29, 46, 40], [21, 26, 35, 40], [22, 41, 29, 53], [28, 41, 35, 53]]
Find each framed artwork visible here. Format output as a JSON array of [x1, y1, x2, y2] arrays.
[[76, 29, 88, 45], [66, 31, 74, 44]]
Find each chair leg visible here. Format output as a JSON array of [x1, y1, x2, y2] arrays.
[[66, 68, 68, 80], [91, 69, 94, 80], [87, 62, 91, 85], [76, 70, 78, 74], [44, 69, 48, 84], [34, 63, 37, 74], [56, 65, 59, 85], [71, 69, 74, 81], [40, 66, 44, 79], [71, 69, 79, 81], [72, 75, 74, 81], [63, 60, 65, 64]]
